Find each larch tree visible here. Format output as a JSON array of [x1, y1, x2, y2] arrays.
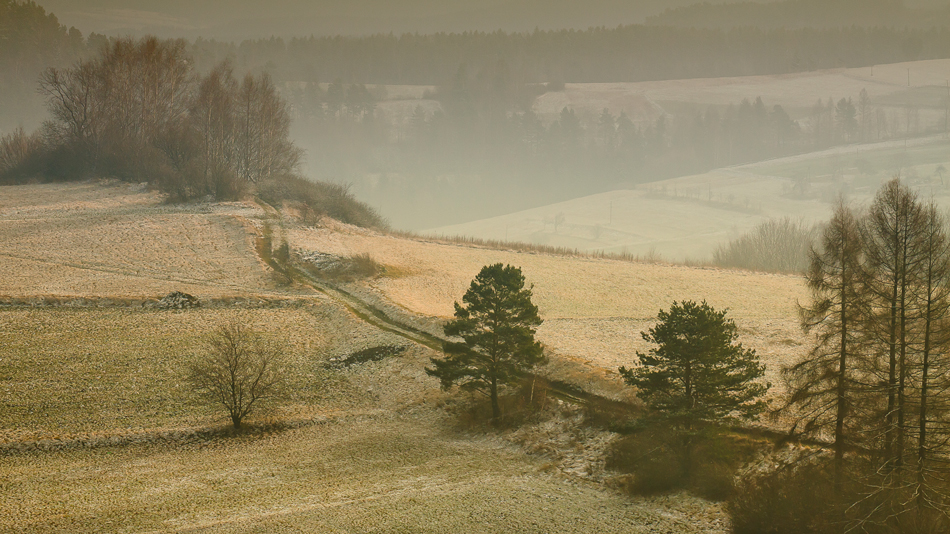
[[862, 178, 926, 474], [910, 202, 950, 514], [426, 263, 545, 422], [781, 200, 867, 498]]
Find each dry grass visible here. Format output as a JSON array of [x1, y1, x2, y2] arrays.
[[0, 181, 276, 298], [0, 418, 728, 533], [0, 304, 408, 441], [0, 180, 747, 532], [291, 219, 806, 403]]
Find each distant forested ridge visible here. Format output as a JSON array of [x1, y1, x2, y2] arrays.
[[0, 1, 103, 132], [648, 0, 950, 30], [3, 3, 948, 129], [196, 25, 950, 86]]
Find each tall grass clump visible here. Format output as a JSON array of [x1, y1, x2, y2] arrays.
[[713, 217, 819, 273]]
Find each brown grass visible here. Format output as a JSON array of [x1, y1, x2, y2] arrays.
[[0, 305, 383, 441], [0, 182, 274, 298], [291, 219, 806, 403]]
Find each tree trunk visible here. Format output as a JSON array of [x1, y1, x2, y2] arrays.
[[834, 268, 848, 497], [490, 376, 500, 423]]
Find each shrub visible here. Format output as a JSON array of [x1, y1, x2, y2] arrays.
[[449, 377, 551, 430], [258, 175, 387, 229], [727, 460, 837, 534], [606, 424, 764, 499], [713, 217, 819, 273], [0, 127, 47, 184]]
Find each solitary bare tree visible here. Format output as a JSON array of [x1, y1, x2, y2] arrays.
[[187, 323, 286, 428]]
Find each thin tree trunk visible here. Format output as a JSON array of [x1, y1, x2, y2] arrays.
[[835, 263, 848, 496], [490, 376, 500, 422]]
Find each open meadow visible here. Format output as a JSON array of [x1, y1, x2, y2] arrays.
[[0, 181, 274, 299], [0, 180, 751, 532], [290, 219, 808, 401]]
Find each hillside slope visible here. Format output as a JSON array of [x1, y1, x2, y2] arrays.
[[0, 180, 741, 532]]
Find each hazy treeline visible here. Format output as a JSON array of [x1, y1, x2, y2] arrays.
[[4, 0, 950, 132], [289, 73, 921, 227], [648, 0, 950, 30], [2, 36, 297, 198], [0, 1, 108, 132], [191, 25, 950, 87]]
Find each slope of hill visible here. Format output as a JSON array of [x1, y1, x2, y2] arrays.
[[1, 180, 746, 532]]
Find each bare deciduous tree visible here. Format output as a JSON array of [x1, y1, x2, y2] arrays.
[[187, 323, 287, 429], [781, 200, 867, 498]]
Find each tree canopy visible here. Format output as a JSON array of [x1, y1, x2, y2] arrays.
[[426, 263, 545, 421], [620, 300, 769, 427]]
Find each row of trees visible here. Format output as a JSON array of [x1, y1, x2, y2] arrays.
[[292, 71, 930, 227], [779, 178, 950, 530], [1, 36, 300, 201], [197, 25, 950, 87]]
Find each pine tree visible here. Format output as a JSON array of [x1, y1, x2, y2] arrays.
[[620, 300, 768, 478], [426, 264, 545, 422]]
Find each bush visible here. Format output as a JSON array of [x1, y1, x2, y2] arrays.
[[0, 127, 48, 184], [449, 377, 551, 431], [606, 424, 763, 499], [728, 460, 837, 534], [713, 217, 819, 273], [302, 252, 384, 282], [258, 175, 387, 229]]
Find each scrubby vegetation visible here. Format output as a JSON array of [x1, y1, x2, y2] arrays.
[[713, 217, 819, 273], [0, 34, 385, 229]]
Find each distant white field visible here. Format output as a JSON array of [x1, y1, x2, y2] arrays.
[[534, 59, 950, 124], [426, 135, 950, 261]]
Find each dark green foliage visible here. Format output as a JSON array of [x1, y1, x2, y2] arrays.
[[427, 264, 545, 421], [620, 300, 769, 427]]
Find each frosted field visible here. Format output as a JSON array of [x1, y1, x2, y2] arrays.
[[291, 220, 808, 400], [0, 181, 274, 299], [0, 180, 736, 532], [534, 59, 950, 123]]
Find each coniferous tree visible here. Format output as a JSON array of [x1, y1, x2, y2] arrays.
[[426, 264, 545, 422], [620, 300, 768, 478], [911, 203, 950, 514]]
